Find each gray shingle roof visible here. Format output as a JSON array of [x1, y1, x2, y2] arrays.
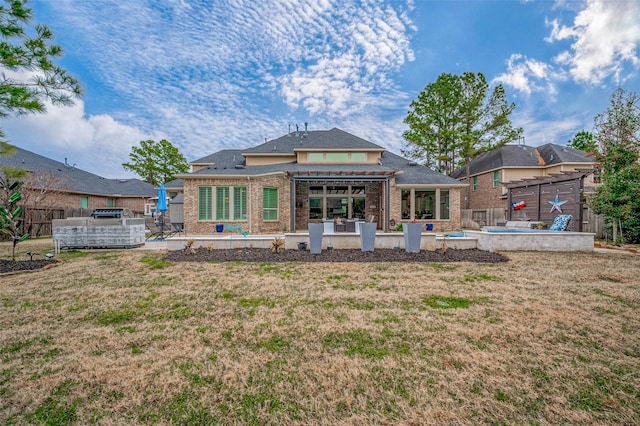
[[182, 128, 463, 186], [451, 143, 593, 179], [190, 149, 246, 165], [381, 151, 464, 185], [0, 145, 156, 197], [243, 128, 384, 154]]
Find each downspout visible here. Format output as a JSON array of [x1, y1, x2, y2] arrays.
[[247, 176, 252, 233], [507, 187, 512, 221], [290, 177, 296, 233]]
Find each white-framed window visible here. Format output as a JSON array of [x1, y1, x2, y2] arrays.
[[401, 188, 451, 221], [263, 187, 278, 221], [308, 185, 366, 219]]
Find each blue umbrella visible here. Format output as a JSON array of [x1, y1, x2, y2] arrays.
[[157, 184, 168, 238]]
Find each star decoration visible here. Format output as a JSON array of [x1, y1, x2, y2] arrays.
[[548, 194, 567, 213]]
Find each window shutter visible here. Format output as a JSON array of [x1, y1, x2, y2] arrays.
[[234, 187, 247, 220], [263, 187, 278, 221], [216, 187, 229, 220], [198, 187, 212, 220]]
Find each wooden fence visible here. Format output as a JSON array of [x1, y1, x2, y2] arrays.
[[582, 207, 606, 239], [462, 208, 506, 229]]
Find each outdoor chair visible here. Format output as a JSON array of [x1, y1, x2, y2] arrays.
[[146, 222, 176, 240], [345, 220, 356, 232], [548, 214, 572, 231]]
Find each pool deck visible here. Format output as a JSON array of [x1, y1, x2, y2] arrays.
[[465, 229, 594, 252]]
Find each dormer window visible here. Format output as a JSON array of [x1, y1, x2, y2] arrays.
[[306, 152, 368, 163]]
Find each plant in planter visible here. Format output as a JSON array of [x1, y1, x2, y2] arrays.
[[536, 222, 545, 229]]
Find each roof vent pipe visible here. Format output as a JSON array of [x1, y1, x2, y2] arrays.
[[295, 124, 299, 137], [304, 122, 308, 136], [288, 124, 291, 137]]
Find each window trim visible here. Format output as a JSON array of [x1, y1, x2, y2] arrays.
[[493, 171, 500, 188], [472, 176, 478, 191], [401, 188, 451, 221], [307, 184, 366, 219]]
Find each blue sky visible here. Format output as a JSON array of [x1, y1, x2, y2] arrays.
[[4, 0, 639, 178]]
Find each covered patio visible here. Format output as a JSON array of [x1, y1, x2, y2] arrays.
[[289, 172, 394, 232]]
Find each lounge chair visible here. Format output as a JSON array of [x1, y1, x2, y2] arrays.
[[146, 221, 176, 240], [548, 214, 572, 231]]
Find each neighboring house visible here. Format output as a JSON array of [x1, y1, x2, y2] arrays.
[[164, 178, 184, 199], [0, 145, 157, 218], [451, 143, 595, 211], [177, 127, 466, 234]]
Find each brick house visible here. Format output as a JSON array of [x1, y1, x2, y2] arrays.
[[0, 145, 157, 218], [178, 127, 466, 234], [451, 143, 595, 211]]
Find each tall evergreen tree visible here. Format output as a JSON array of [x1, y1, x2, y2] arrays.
[[403, 72, 521, 208]]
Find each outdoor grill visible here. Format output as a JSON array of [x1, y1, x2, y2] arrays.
[[91, 208, 134, 219]]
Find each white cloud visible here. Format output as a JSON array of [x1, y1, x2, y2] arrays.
[[545, 0, 640, 84], [277, 1, 415, 116], [32, 0, 416, 166], [493, 54, 562, 98], [2, 101, 153, 179]]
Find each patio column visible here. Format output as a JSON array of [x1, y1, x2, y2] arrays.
[[290, 177, 296, 233], [384, 176, 390, 232]]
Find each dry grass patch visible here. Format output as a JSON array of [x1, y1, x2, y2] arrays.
[[0, 239, 639, 424]]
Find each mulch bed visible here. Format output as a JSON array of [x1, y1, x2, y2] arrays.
[[0, 259, 58, 275], [164, 248, 509, 263]]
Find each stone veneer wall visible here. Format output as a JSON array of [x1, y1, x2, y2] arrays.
[[183, 174, 291, 235]]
